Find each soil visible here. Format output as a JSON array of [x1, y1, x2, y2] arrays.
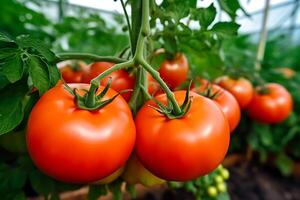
[[138, 162, 300, 200]]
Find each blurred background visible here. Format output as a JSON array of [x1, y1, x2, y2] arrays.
[[0, 1, 300, 200]]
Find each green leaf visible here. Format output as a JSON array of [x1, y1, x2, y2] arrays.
[[0, 48, 18, 60], [275, 153, 294, 176], [1, 55, 24, 83], [0, 74, 9, 89], [109, 180, 123, 200], [9, 168, 27, 189], [16, 35, 56, 62], [13, 192, 26, 200], [160, 0, 197, 22], [163, 35, 178, 57], [29, 170, 56, 196], [0, 81, 27, 135], [191, 3, 216, 30], [211, 22, 240, 38], [217, 0, 241, 20], [0, 32, 14, 43], [88, 185, 108, 200], [48, 64, 61, 86], [125, 183, 136, 199], [27, 55, 50, 95]]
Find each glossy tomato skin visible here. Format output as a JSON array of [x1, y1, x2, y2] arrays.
[[158, 53, 189, 90], [60, 65, 84, 83], [246, 83, 293, 124], [135, 91, 230, 181], [82, 62, 135, 101], [193, 84, 241, 132], [27, 84, 136, 183], [216, 76, 253, 109]]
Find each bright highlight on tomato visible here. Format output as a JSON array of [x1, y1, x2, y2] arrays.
[[246, 83, 293, 124], [135, 91, 230, 181], [82, 62, 135, 101], [27, 83, 136, 183]]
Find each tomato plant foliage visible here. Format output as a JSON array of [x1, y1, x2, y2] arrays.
[[0, 33, 60, 135]]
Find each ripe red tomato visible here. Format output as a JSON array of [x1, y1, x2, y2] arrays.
[[82, 62, 135, 102], [193, 84, 241, 132], [27, 84, 136, 183], [246, 83, 293, 124], [276, 67, 295, 79], [60, 62, 88, 83], [147, 74, 163, 96], [158, 53, 189, 90], [135, 91, 230, 181], [216, 76, 253, 109]]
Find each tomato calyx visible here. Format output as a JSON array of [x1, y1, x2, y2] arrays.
[[64, 78, 131, 111], [148, 81, 193, 119], [194, 82, 222, 100], [256, 85, 270, 95]]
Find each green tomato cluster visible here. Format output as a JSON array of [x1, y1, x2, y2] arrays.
[[169, 165, 230, 199]]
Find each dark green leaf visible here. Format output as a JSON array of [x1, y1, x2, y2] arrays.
[[13, 192, 26, 200], [16, 35, 56, 62], [211, 22, 240, 38], [217, 0, 241, 20], [29, 170, 56, 196], [0, 74, 9, 89], [275, 153, 294, 176], [125, 183, 136, 199], [1, 55, 24, 83], [109, 180, 123, 200], [160, 0, 197, 22], [0, 32, 15, 43], [0, 48, 18, 60], [0, 80, 27, 135], [191, 4, 216, 29], [27, 55, 50, 95], [88, 185, 108, 200], [9, 168, 27, 189], [48, 64, 61, 86]]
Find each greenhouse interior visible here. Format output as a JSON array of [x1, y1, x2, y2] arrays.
[[0, 0, 300, 200]]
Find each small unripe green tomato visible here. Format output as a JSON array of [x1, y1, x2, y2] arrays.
[[220, 168, 230, 180], [217, 182, 227, 193], [207, 186, 218, 197], [214, 175, 224, 184]]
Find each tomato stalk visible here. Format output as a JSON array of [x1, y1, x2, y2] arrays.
[[56, 0, 185, 116], [55, 52, 127, 63]]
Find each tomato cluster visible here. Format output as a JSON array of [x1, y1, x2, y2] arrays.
[[27, 53, 293, 185]]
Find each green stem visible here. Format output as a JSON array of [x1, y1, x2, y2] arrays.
[[120, 0, 133, 50], [140, 59, 181, 115], [254, 0, 270, 71], [130, 0, 142, 55], [128, 67, 142, 113], [85, 60, 134, 107], [55, 52, 127, 63], [92, 60, 134, 85]]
